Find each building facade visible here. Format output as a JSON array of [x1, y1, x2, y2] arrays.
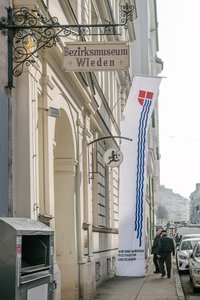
[[157, 185, 190, 226], [0, 0, 163, 298], [0, 0, 136, 299], [190, 183, 200, 224]]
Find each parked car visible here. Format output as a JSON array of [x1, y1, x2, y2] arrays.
[[178, 233, 200, 245], [188, 241, 200, 292], [176, 237, 200, 272]]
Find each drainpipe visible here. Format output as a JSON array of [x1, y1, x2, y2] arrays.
[[8, 0, 13, 216]]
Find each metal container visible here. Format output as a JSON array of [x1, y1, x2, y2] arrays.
[[0, 218, 54, 300]]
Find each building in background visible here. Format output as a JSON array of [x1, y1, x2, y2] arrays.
[[156, 185, 190, 226], [0, 0, 135, 299], [190, 183, 200, 224]]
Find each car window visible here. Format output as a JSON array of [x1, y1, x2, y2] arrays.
[[191, 240, 200, 248], [181, 240, 193, 250], [181, 239, 200, 250]]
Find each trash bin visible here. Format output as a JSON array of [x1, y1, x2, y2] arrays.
[[0, 217, 54, 300]]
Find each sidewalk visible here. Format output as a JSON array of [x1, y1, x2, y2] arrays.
[[94, 257, 185, 300]]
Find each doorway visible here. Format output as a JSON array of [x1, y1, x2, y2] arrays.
[[54, 109, 78, 300]]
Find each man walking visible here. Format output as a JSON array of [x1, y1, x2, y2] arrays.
[[151, 228, 162, 273], [158, 230, 175, 278]]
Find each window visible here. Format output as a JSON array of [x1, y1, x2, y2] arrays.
[[95, 262, 101, 281]]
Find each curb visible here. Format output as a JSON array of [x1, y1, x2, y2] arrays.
[[173, 259, 185, 300]]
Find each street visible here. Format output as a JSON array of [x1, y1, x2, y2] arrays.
[[180, 271, 200, 299]]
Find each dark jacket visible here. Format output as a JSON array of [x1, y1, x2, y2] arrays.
[[158, 235, 175, 256], [151, 234, 161, 255]]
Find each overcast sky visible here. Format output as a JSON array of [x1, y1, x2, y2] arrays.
[[157, 0, 200, 199]]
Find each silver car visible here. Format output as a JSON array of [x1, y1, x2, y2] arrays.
[[188, 241, 200, 293], [176, 238, 200, 272], [178, 233, 200, 245]]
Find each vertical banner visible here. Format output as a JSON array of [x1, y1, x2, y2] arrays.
[[117, 75, 162, 276]]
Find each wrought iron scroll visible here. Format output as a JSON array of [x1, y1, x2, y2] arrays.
[[0, 5, 136, 89], [121, 4, 136, 28]]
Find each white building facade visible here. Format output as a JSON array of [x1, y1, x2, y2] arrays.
[[0, 0, 163, 298], [0, 0, 136, 299]]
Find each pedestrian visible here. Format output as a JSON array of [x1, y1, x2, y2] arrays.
[[157, 230, 175, 278], [151, 227, 162, 273], [175, 232, 180, 246]]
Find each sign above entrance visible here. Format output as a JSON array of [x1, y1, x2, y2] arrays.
[[63, 42, 129, 72], [103, 148, 123, 168]]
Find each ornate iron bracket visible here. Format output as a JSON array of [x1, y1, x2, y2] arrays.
[[88, 136, 132, 181], [0, 4, 136, 90], [87, 135, 132, 146]]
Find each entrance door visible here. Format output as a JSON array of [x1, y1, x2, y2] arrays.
[[54, 109, 78, 300]]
